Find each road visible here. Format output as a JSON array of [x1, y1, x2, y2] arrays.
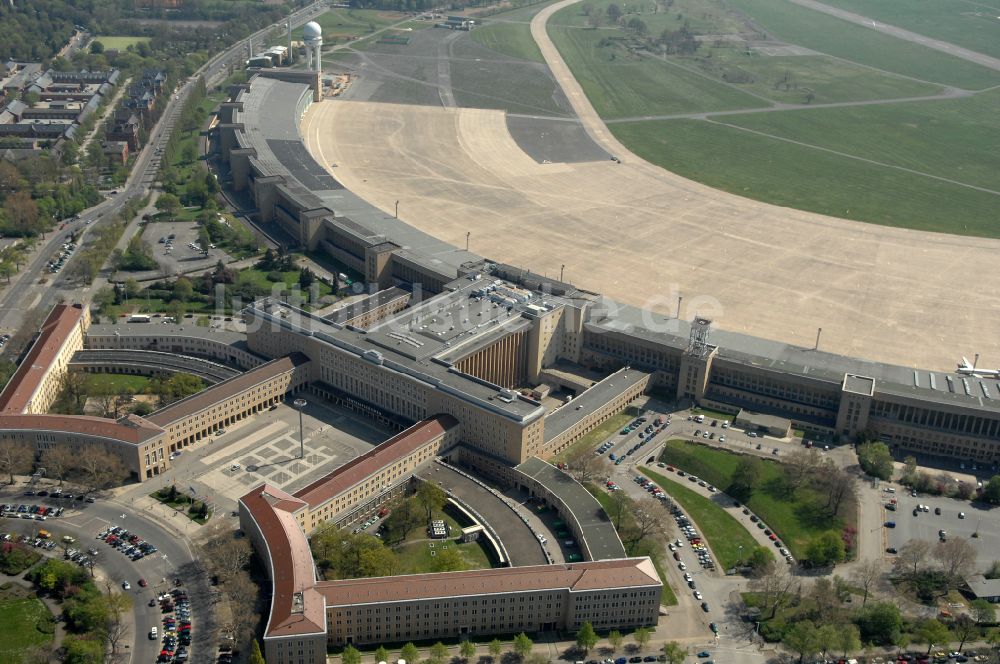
[[0, 0, 331, 344], [786, 0, 1000, 73], [0, 482, 212, 664]]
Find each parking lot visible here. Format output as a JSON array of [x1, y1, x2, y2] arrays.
[[139, 220, 231, 277], [884, 486, 1000, 568]]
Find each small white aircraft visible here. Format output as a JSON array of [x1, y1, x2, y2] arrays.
[[956, 357, 1000, 378]]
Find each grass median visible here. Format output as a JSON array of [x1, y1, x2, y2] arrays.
[[640, 467, 758, 571], [658, 439, 852, 558]]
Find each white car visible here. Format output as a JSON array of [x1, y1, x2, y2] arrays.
[[149, 627, 158, 639], [678, 562, 686, 570], [693, 591, 703, 600], [122, 581, 131, 590]]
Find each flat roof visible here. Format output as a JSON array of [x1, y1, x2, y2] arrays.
[[543, 367, 649, 443], [293, 415, 458, 508], [843, 374, 875, 396], [515, 457, 626, 561], [325, 287, 410, 325], [735, 409, 791, 430], [317, 557, 659, 606], [239, 484, 326, 639], [87, 322, 247, 346], [247, 298, 546, 424], [0, 304, 84, 414], [236, 76, 480, 280], [966, 574, 1000, 598], [145, 353, 309, 427]]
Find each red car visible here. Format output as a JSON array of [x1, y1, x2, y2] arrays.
[[138, 578, 147, 587]]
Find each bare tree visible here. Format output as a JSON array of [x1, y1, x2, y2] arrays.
[[608, 488, 629, 530], [749, 562, 797, 619], [202, 524, 253, 584], [0, 439, 34, 484], [565, 444, 607, 485], [823, 467, 856, 515], [77, 448, 127, 491], [41, 446, 79, 485], [785, 449, 824, 490], [851, 558, 882, 607], [104, 591, 133, 660], [895, 539, 932, 577], [934, 538, 977, 585], [624, 495, 667, 551]]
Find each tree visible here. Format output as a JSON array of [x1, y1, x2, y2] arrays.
[[249, 639, 267, 664], [728, 456, 763, 501], [934, 538, 978, 585], [835, 623, 861, 658], [785, 449, 824, 491], [459, 640, 476, 662], [662, 642, 686, 664], [576, 622, 598, 654], [565, 442, 607, 485], [857, 442, 894, 480], [785, 620, 820, 663], [0, 262, 13, 284], [915, 619, 950, 654], [4, 190, 39, 234], [76, 449, 127, 491], [633, 626, 652, 649], [746, 546, 775, 575], [851, 558, 882, 607], [298, 266, 315, 290], [171, 277, 194, 302], [90, 40, 105, 54], [608, 487, 630, 529], [343, 645, 362, 664], [624, 494, 666, 550], [40, 445, 78, 486], [982, 476, 1000, 505], [606, 3, 622, 22], [972, 598, 996, 625], [201, 525, 253, 583], [489, 638, 503, 661], [895, 539, 932, 577], [804, 531, 845, 567], [416, 481, 447, 521], [902, 456, 918, 483], [431, 547, 465, 573], [608, 630, 623, 653], [198, 226, 212, 256], [429, 642, 449, 664], [953, 614, 979, 652], [401, 643, 420, 664], [816, 623, 840, 659], [514, 633, 533, 660], [823, 467, 856, 515], [376, 646, 391, 662], [0, 439, 34, 484], [750, 563, 797, 619], [155, 193, 181, 217], [359, 546, 398, 577]]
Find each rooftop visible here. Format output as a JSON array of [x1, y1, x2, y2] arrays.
[[145, 353, 310, 427], [239, 484, 326, 638], [515, 457, 626, 561], [965, 575, 1000, 599], [317, 557, 659, 606], [0, 413, 163, 445], [543, 367, 649, 443], [293, 415, 458, 509], [0, 304, 85, 414]]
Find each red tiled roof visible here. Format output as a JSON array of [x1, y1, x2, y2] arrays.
[[239, 484, 326, 638], [0, 304, 84, 414], [293, 415, 458, 508], [145, 353, 310, 426], [316, 558, 661, 606], [0, 413, 163, 444]]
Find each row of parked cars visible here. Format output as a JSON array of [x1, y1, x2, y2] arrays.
[[48, 238, 78, 273], [2, 503, 65, 520], [97, 525, 158, 561], [153, 586, 193, 662], [631, 475, 670, 502], [670, 508, 717, 574]]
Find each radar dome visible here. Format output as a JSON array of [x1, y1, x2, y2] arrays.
[[303, 21, 322, 41]]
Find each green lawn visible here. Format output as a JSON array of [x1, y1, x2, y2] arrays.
[[641, 467, 757, 570], [588, 485, 678, 605], [393, 538, 493, 574], [611, 116, 1000, 237], [807, 0, 1000, 61], [692, 406, 737, 422], [0, 596, 54, 662], [723, 0, 1000, 89], [552, 407, 638, 462], [682, 48, 942, 105], [84, 373, 151, 395], [94, 35, 149, 50], [236, 266, 335, 298], [657, 439, 848, 557], [548, 22, 766, 118], [472, 15, 546, 63]]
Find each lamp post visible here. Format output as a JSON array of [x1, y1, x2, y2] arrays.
[[738, 544, 743, 566], [294, 398, 307, 459], [395, 200, 399, 219]]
